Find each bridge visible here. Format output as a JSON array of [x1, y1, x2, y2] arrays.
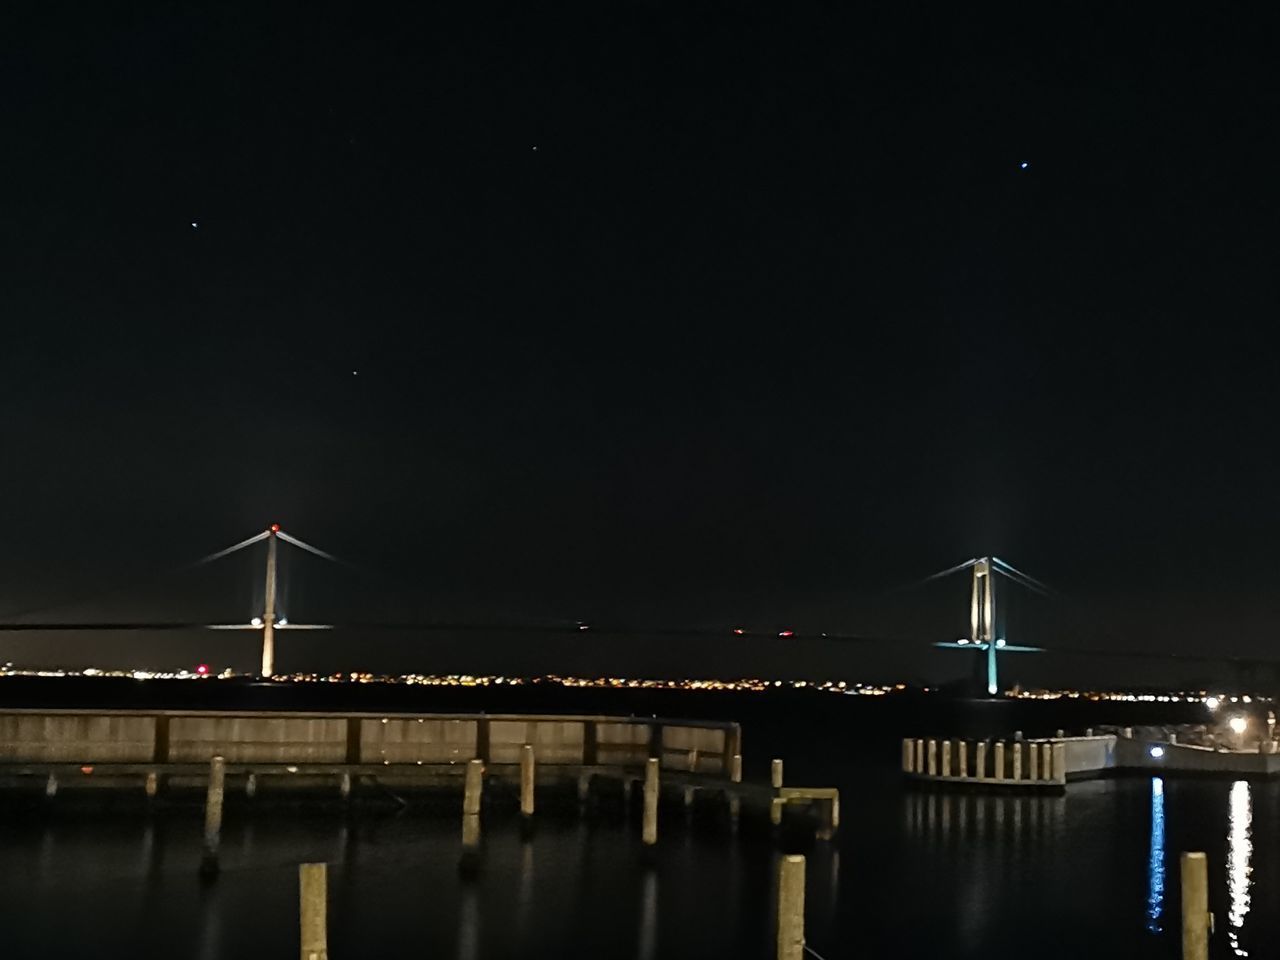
[[0, 525, 1273, 694]]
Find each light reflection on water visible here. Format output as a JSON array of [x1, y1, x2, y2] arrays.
[[1227, 780, 1252, 957], [1146, 777, 1164, 933]]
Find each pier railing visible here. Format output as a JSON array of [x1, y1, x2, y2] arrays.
[[901, 736, 1069, 788]]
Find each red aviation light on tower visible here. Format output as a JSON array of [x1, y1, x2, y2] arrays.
[[778, 630, 795, 638], [195, 663, 210, 676], [270, 523, 281, 533]]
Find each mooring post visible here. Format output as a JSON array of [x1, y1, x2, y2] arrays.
[[771, 758, 784, 789], [975, 741, 987, 779], [902, 738, 914, 773], [201, 755, 225, 874], [993, 742, 1005, 781], [643, 758, 659, 846], [730, 753, 743, 783], [463, 759, 483, 816], [339, 772, 351, 803], [45, 772, 57, 799], [1181, 851, 1210, 960], [941, 740, 952, 777], [926, 740, 937, 776], [1055, 728, 1065, 739], [520, 745, 535, 818], [913, 739, 924, 774], [1028, 743, 1039, 781], [245, 772, 258, 799], [1051, 742, 1067, 785], [144, 771, 158, 801], [776, 854, 805, 960], [299, 862, 328, 960], [1012, 742, 1023, 781], [958, 741, 969, 778], [687, 748, 699, 773]]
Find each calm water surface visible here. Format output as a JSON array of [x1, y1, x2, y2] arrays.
[[0, 761, 1273, 958]]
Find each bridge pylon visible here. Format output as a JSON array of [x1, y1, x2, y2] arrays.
[[936, 555, 1043, 697]]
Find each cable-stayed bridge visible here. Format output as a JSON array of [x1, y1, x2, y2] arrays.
[[0, 525, 1274, 693]]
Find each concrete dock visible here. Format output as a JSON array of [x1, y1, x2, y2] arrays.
[[904, 723, 1280, 789], [0, 707, 838, 837]]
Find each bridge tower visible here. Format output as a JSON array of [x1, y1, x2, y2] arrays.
[[970, 558, 997, 695], [261, 524, 280, 677]]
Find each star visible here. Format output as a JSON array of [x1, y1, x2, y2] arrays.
[[191, 221, 199, 228], [1019, 162, 1029, 170]]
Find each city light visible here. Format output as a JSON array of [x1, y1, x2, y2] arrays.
[[1149, 745, 1165, 759], [1230, 716, 1248, 735], [1207, 696, 1221, 711]]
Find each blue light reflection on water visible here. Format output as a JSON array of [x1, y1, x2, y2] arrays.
[[1147, 777, 1165, 933]]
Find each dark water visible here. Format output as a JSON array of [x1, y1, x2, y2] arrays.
[[0, 758, 1272, 959]]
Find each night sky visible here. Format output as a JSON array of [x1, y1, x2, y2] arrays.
[[2, 5, 1277, 683]]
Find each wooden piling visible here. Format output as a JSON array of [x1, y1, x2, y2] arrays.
[[926, 740, 937, 776], [1051, 742, 1067, 784], [730, 753, 743, 783], [771, 758, 784, 789], [520, 745, 535, 818], [201, 755, 225, 874], [463, 759, 483, 816], [299, 862, 328, 960], [459, 812, 482, 877], [643, 758, 659, 845], [941, 740, 952, 778], [1181, 851, 1209, 960], [975, 741, 987, 779], [776, 854, 805, 960], [1012, 743, 1022, 781], [1028, 743, 1039, 781], [993, 742, 1005, 781], [913, 739, 924, 774], [958, 741, 968, 778], [902, 738, 914, 773]]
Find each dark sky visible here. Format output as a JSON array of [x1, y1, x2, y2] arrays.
[[2, 4, 1278, 680]]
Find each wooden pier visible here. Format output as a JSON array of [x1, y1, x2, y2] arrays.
[[0, 707, 839, 844]]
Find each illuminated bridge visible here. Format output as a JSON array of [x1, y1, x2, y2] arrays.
[[0, 526, 1273, 695]]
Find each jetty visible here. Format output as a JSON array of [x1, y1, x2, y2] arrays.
[[904, 721, 1280, 789]]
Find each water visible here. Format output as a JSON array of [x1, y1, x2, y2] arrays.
[[0, 761, 1273, 959]]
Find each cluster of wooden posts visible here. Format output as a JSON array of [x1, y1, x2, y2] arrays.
[[193, 748, 838, 878], [289, 849, 814, 960], [289, 847, 1218, 960], [902, 736, 1067, 787]]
